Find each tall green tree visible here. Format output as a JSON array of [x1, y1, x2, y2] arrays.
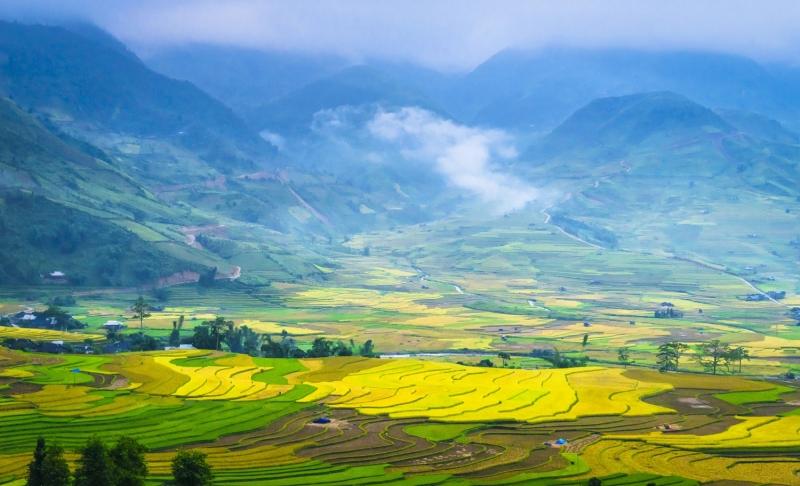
[[131, 297, 151, 332], [39, 444, 70, 486], [696, 340, 731, 375], [226, 325, 260, 355], [169, 315, 184, 347], [74, 437, 112, 486], [656, 341, 687, 372], [308, 337, 333, 358], [729, 346, 751, 374], [109, 437, 147, 486], [171, 450, 213, 486], [617, 347, 631, 368], [498, 352, 511, 367], [27, 437, 47, 486], [360, 339, 375, 357], [27, 440, 71, 486], [209, 316, 232, 351]]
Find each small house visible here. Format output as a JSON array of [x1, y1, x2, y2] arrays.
[[44, 271, 68, 284], [102, 320, 126, 332]]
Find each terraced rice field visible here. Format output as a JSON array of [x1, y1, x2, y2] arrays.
[[0, 327, 103, 342], [1, 347, 799, 484]]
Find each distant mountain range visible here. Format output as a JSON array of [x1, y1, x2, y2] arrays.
[[0, 20, 798, 287]]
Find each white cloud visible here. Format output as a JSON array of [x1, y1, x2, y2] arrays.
[[368, 107, 538, 213]]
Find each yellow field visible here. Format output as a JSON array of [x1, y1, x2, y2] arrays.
[[297, 360, 673, 423], [612, 415, 800, 449], [0, 327, 103, 342]]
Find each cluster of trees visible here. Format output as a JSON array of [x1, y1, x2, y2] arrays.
[[652, 340, 750, 374], [26, 436, 213, 486], [191, 317, 378, 359], [542, 349, 588, 368]]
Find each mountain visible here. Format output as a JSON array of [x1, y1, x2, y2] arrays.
[[445, 47, 800, 131], [145, 45, 348, 114], [519, 91, 800, 277], [716, 108, 800, 145], [0, 95, 212, 285], [246, 65, 448, 135], [0, 21, 275, 173], [539, 91, 733, 159]]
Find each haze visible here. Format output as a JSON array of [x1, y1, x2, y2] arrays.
[[2, 0, 800, 70]]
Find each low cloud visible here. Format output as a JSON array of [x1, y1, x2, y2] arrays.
[[368, 107, 538, 214]]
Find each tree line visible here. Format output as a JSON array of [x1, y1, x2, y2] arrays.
[[190, 316, 377, 358], [615, 340, 751, 374], [106, 297, 379, 358], [26, 436, 212, 486]]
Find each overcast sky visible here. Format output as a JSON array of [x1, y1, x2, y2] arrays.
[[2, 0, 800, 71]]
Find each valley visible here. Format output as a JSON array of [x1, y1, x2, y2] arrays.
[[0, 12, 799, 486]]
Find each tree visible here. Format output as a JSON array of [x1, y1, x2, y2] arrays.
[[617, 347, 631, 368], [360, 339, 375, 357], [40, 444, 70, 486], [498, 352, 511, 367], [225, 325, 260, 355], [27, 437, 47, 486], [192, 325, 214, 350], [308, 337, 333, 358], [333, 340, 353, 356], [74, 436, 112, 486], [582, 333, 589, 347], [656, 341, 687, 372], [172, 450, 213, 486], [588, 478, 602, 486], [27, 438, 71, 486], [131, 297, 151, 332], [41, 306, 72, 331], [729, 346, 751, 374], [696, 340, 732, 375], [209, 316, 231, 351], [169, 315, 184, 347], [109, 437, 147, 486]]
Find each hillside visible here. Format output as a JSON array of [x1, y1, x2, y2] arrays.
[[539, 91, 733, 160], [0, 21, 276, 173], [246, 65, 448, 134], [443, 47, 800, 131], [146, 44, 348, 114], [520, 92, 800, 293], [0, 96, 210, 285]]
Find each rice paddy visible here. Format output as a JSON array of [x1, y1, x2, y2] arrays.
[[2, 215, 800, 484], [0, 348, 798, 484]]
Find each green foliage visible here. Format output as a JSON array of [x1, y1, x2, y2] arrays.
[[131, 297, 151, 332], [74, 436, 112, 486], [108, 437, 147, 486], [26, 437, 46, 486], [656, 341, 687, 372], [543, 349, 588, 368], [27, 438, 71, 486], [695, 340, 732, 375], [0, 193, 194, 286], [171, 450, 213, 486], [617, 347, 631, 368], [260, 331, 306, 358], [226, 325, 261, 356]]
